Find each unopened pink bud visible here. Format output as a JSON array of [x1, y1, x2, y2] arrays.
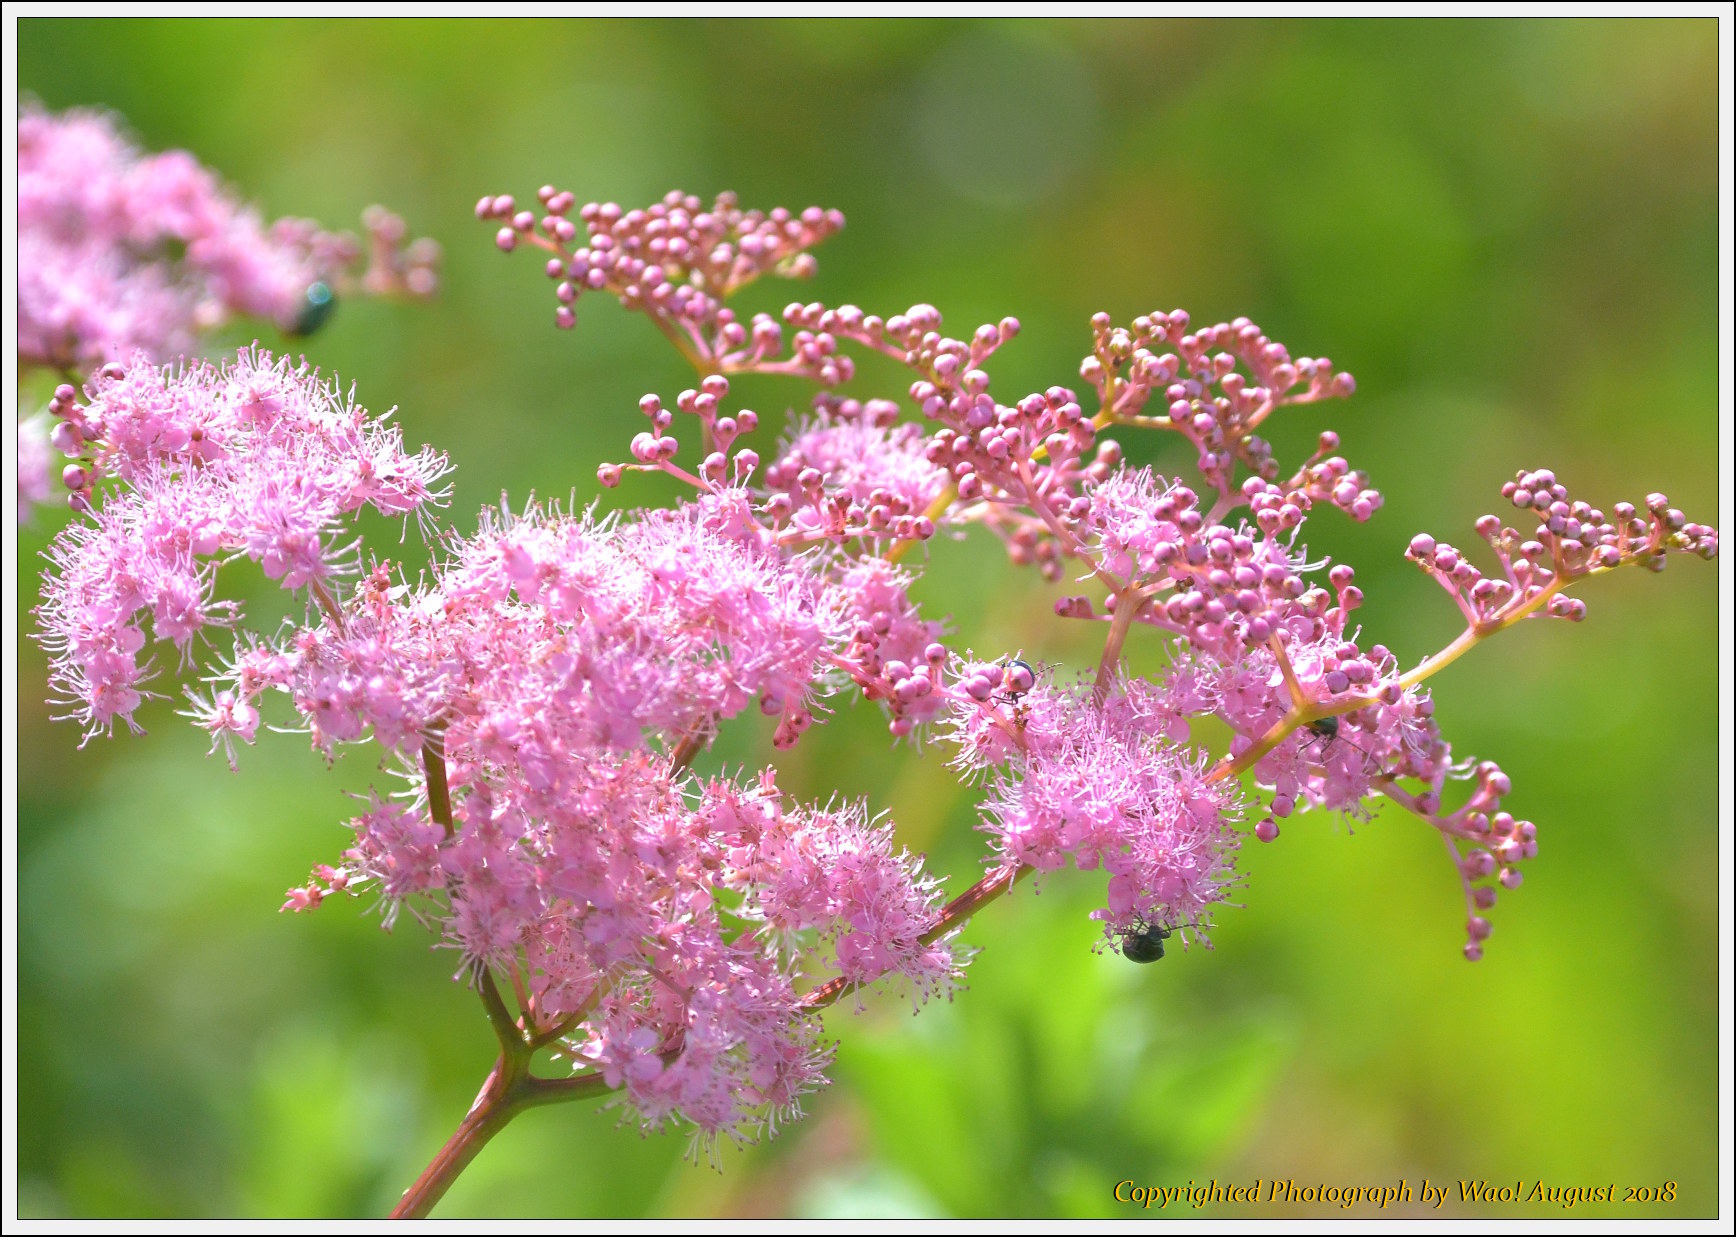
[[50, 421, 84, 454]]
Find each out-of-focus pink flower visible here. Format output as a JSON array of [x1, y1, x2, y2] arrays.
[[18, 103, 437, 371], [17, 415, 54, 522]]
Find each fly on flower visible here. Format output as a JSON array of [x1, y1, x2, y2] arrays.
[[1302, 714, 1379, 775], [995, 656, 1037, 727]]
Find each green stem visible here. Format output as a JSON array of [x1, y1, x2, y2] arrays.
[[1208, 706, 1306, 786], [1395, 575, 1564, 691], [422, 734, 454, 838], [1207, 576, 1573, 787]]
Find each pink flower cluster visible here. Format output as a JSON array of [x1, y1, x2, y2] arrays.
[[30, 177, 1720, 1166], [34, 350, 450, 741], [485, 186, 1721, 967], [35, 346, 961, 1142], [763, 397, 952, 545], [344, 761, 953, 1146], [968, 674, 1244, 940], [266, 495, 962, 1139], [18, 103, 437, 372], [295, 757, 956, 1146]]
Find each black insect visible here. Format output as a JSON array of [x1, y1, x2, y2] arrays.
[[289, 281, 336, 337], [1302, 714, 1379, 774], [1119, 921, 1173, 964]]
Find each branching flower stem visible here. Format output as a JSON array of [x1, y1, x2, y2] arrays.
[[1203, 573, 1573, 787], [390, 967, 611, 1218], [401, 622, 723, 1215], [1093, 585, 1148, 704], [800, 862, 1033, 1012]]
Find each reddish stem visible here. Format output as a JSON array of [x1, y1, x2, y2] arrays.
[[390, 968, 611, 1218], [801, 863, 1031, 1011], [390, 1056, 613, 1218], [390, 1056, 523, 1219]]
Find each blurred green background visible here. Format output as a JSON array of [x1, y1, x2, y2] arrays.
[[13, 17, 1721, 1219]]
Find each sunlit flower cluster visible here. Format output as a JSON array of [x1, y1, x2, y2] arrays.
[[28, 174, 1717, 1164]]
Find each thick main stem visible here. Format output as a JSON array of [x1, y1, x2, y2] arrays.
[[390, 1055, 614, 1218], [390, 1057, 524, 1219], [391, 969, 612, 1218]]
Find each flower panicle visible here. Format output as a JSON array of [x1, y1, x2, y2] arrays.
[[1406, 468, 1719, 628], [26, 174, 1725, 1179], [33, 350, 448, 743]]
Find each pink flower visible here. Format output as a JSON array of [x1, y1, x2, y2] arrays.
[[18, 103, 437, 371], [17, 415, 54, 522], [975, 681, 1243, 941], [34, 350, 448, 740]]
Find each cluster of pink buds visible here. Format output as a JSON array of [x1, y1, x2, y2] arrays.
[[480, 187, 844, 375], [41, 376, 115, 512], [834, 557, 950, 737], [355, 204, 440, 300], [1379, 759, 1535, 960], [1078, 310, 1364, 510], [281, 862, 352, 913], [606, 376, 764, 492], [1407, 468, 1718, 629]]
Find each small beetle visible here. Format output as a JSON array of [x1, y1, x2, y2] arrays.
[[1119, 920, 1173, 964]]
